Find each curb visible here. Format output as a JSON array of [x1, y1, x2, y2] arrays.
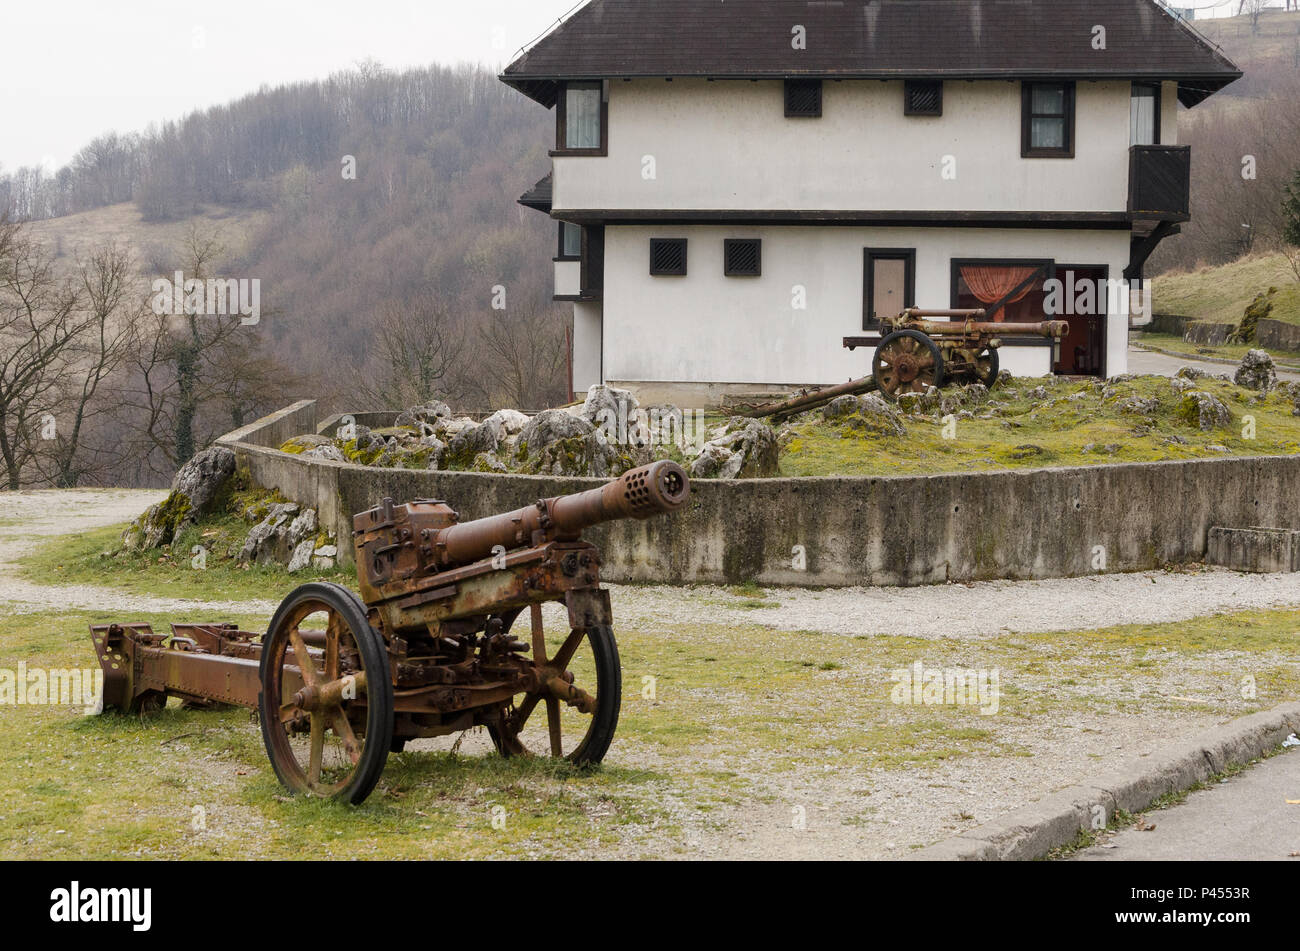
[[909, 701, 1300, 861], [1129, 341, 1300, 373]]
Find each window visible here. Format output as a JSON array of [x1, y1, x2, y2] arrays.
[[904, 80, 943, 116], [558, 222, 582, 260], [555, 82, 606, 154], [951, 259, 1054, 324], [864, 249, 915, 330], [650, 239, 688, 276], [784, 79, 822, 118], [1021, 82, 1075, 158], [724, 239, 762, 277], [1130, 83, 1160, 146]]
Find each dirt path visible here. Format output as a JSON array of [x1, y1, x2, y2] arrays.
[[0, 488, 279, 615]]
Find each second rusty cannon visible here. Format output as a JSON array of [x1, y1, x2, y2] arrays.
[[845, 308, 1069, 401], [89, 460, 690, 804]]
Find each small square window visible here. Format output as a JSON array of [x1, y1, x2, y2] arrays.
[[724, 239, 762, 277], [650, 238, 688, 276], [1022, 82, 1075, 158], [785, 79, 822, 118], [559, 222, 582, 259], [904, 80, 943, 116]]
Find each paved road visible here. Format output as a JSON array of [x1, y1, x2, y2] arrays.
[[1070, 746, 1300, 861], [1128, 346, 1300, 382]]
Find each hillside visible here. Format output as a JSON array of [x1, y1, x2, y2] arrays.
[[25, 202, 267, 274], [1195, 8, 1300, 82], [1154, 253, 1300, 327]]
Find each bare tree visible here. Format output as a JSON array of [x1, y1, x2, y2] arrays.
[[353, 296, 470, 410], [0, 212, 84, 488], [34, 241, 138, 487], [476, 305, 570, 411]]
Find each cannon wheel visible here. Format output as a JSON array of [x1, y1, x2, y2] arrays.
[[973, 346, 1000, 388], [874, 329, 945, 401], [488, 605, 621, 765], [258, 582, 394, 804]]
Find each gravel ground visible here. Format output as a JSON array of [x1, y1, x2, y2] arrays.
[[4, 488, 1298, 860], [613, 568, 1300, 640]]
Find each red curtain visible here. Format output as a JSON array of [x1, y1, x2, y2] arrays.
[[960, 266, 1039, 322]]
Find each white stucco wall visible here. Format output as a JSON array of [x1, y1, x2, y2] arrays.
[[590, 225, 1132, 386], [554, 259, 581, 297], [553, 78, 1155, 214], [573, 301, 602, 393]]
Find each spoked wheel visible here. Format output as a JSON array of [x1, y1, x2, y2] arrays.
[[488, 604, 620, 765], [973, 346, 1000, 388], [874, 329, 945, 401], [258, 582, 394, 804]]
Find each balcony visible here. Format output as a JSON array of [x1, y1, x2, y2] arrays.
[[1128, 145, 1191, 223]]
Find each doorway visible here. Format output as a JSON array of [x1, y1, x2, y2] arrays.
[[1052, 265, 1108, 378], [864, 249, 916, 329]]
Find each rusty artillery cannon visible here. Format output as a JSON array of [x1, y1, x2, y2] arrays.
[[845, 308, 1069, 401], [90, 460, 690, 804]]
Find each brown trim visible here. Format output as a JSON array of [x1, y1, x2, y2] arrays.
[[554, 293, 603, 303], [552, 81, 608, 156], [863, 248, 916, 330], [554, 209, 1130, 229], [1021, 81, 1076, 158]]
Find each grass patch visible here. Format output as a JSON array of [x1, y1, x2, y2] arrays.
[[19, 513, 351, 604], [779, 374, 1300, 478], [1134, 332, 1300, 369], [1154, 252, 1300, 329]]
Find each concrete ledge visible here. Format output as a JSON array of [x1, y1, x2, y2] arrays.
[[216, 401, 1300, 586], [910, 702, 1300, 861], [1207, 526, 1300, 573]]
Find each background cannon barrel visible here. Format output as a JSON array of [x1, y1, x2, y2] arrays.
[[432, 460, 690, 568], [905, 318, 1069, 338]]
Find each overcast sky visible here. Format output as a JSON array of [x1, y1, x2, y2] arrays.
[[0, 0, 580, 172], [0, 0, 1248, 173]]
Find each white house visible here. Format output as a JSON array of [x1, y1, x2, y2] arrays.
[[502, 0, 1241, 405]]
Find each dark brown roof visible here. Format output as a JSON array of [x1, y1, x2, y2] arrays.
[[502, 0, 1241, 108], [518, 173, 553, 211]]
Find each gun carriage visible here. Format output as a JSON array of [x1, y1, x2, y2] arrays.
[[91, 460, 690, 804]]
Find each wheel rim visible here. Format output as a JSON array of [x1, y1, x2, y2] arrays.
[[263, 597, 374, 797], [494, 605, 608, 762], [876, 332, 941, 398], [975, 347, 999, 386]]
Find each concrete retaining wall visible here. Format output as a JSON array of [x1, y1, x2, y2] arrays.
[[217, 401, 1300, 587], [1257, 318, 1300, 354]]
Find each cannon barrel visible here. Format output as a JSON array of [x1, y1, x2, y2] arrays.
[[904, 318, 1069, 339], [432, 460, 690, 568]]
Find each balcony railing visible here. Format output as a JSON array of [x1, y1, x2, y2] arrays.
[[1128, 145, 1191, 222]]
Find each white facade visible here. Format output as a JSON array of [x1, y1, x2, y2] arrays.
[[553, 79, 1177, 215], [543, 77, 1185, 398], [599, 225, 1132, 386]]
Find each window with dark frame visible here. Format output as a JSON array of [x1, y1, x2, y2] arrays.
[[1130, 82, 1161, 146], [784, 79, 823, 118], [555, 81, 606, 154], [904, 80, 943, 116], [1021, 82, 1075, 158], [558, 222, 582, 260], [724, 239, 762, 277], [650, 238, 688, 276]]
